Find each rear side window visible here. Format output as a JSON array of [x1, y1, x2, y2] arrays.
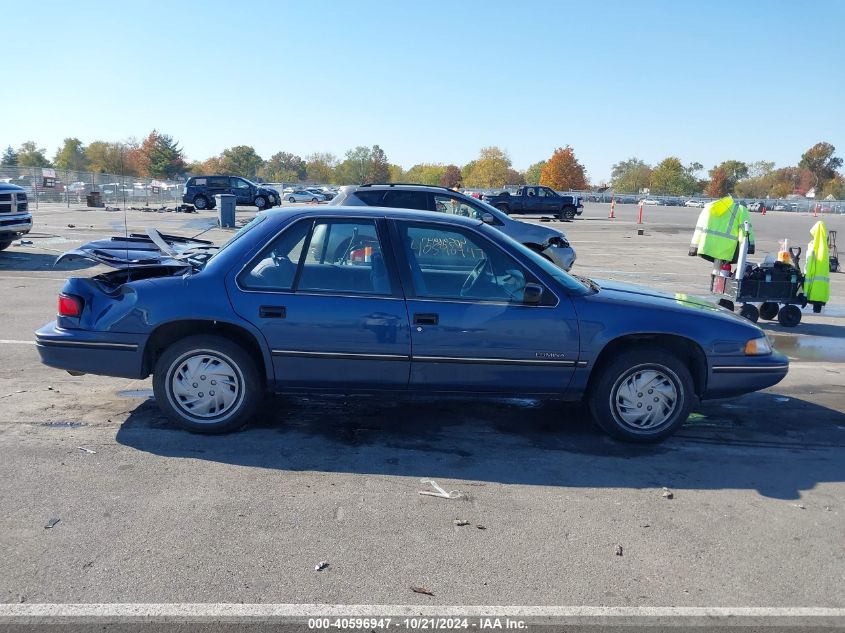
[[353, 190, 385, 206], [381, 190, 429, 210], [208, 177, 229, 187], [192, 178, 206, 186]]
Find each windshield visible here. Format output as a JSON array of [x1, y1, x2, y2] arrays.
[[204, 214, 267, 264], [479, 224, 591, 295]]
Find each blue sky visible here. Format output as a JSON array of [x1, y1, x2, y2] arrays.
[[2, 0, 843, 181]]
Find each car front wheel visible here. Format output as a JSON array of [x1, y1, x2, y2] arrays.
[[588, 349, 694, 442], [254, 195, 268, 209], [153, 335, 262, 434], [561, 205, 577, 220], [288, 196, 296, 203]]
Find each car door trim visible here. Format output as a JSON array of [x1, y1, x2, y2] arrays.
[[272, 349, 409, 361], [35, 339, 138, 351], [413, 355, 577, 367], [711, 364, 789, 373]]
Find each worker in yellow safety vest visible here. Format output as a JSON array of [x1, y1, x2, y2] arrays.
[[804, 220, 830, 307], [688, 196, 755, 262]]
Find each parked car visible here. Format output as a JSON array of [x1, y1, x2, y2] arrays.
[[0, 183, 32, 251], [483, 186, 583, 220], [640, 198, 663, 205], [330, 183, 576, 270], [36, 207, 788, 442], [685, 199, 706, 208], [305, 188, 328, 200], [772, 203, 787, 211], [182, 176, 280, 210], [286, 189, 323, 203]]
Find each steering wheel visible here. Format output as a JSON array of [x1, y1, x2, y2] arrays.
[[460, 258, 491, 297]]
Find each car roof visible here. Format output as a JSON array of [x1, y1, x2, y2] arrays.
[[261, 205, 483, 227], [341, 183, 459, 193]]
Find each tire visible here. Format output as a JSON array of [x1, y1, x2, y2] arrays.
[[495, 204, 510, 214], [152, 335, 263, 434], [739, 304, 759, 322], [561, 205, 577, 220], [193, 195, 209, 210], [759, 302, 779, 320], [0, 240, 12, 252], [777, 304, 802, 327], [717, 299, 735, 312], [311, 197, 318, 203], [254, 195, 268, 210], [288, 196, 296, 203], [588, 349, 694, 442]]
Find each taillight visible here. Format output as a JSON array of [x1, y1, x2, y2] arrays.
[[58, 294, 82, 317]]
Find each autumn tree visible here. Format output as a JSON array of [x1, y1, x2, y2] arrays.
[[368, 145, 391, 183], [260, 151, 306, 182], [405, 163, 447, 186], [335, 146, 373, 184], [53, 138, 89, 172], [610, 157, 651, 193], [2, 146, 18, 166], [540, 146, 587, 190], [219, 145, 263, 179], [505, 168, 525, 186], [799, 142, 842, 191], [747, 160, 775, 179], [524, 161, 546, 185], [440, 164, 462, 188], [16, 141, 51, 167], [462, 147, 512, 189], [140, 131, 186, 179], [648, 157, 699, 195], [305, 152, 338, 183], [388, 164, 404, 183], [708, 160, 747, 194], [705, 167, 729, 198]]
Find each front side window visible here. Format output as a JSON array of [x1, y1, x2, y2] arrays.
[[399, 223, 535, 303], [232, 178, 251, 189], [433, 194, 485, 219], [240, 218, 391, 295]]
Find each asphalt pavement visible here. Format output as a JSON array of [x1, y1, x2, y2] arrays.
[[0, 202, 843, 610]]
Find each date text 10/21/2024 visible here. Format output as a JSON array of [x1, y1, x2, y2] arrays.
[[307, 617, 528, 630]]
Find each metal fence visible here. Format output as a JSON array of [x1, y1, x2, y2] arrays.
[[0, 166, 185, 208]]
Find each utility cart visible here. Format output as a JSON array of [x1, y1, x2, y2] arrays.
[[709, 222, 807, 327]]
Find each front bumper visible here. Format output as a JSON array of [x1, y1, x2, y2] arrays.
[[0, 214, 32, 239], [35, 321, 148, 379], [703, 350, 789, 399], [543, 245, 576, 271]]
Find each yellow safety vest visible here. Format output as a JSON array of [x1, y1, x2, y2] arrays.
[[689, 196, 754, 262], [804, 220, 830, 304]]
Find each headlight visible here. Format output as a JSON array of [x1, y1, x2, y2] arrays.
[[546, 235, 570, 248], [744, 336, 772, 355]]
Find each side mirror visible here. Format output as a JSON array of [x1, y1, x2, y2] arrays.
[[480, 212, 496, 224], [522, 283, 544, 305]]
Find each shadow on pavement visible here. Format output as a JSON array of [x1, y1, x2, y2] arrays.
[[0, 251, 93, 272], [115, 390, 845, 500]]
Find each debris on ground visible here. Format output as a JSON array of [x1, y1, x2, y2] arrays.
[[77, 447, 96, 454], [14, 240, 34, 246], [44, 518, 60, 529], [453, 519, 470, 527], [0, 390, 27, 399], [67, 224, 75, 228], [411, 586, 434, 596], [419, 478, 461, 499], [794, 504, 806, 510], [476, 525, 487, 530], [314, 561, 329, 571], [615, 544, 624, 556], [662, 487, 674, 499]]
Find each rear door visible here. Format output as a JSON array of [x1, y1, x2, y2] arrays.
[[229, 216, 411, 388], [538, 187, 561, 215], [391, 219, 580, 394], [207, 176, 231, 200]]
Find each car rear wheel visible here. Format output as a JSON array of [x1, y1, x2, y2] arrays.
[[193, 195, 209, 210], [494, 204, 510, 214], [153, 335, 262, 434], [254, 195, 268, 209], [0, 240, 12, 252], [588, 349, 694, 442]]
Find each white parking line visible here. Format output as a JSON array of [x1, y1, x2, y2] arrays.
[[0, 339, 36, 345], [0, 604, 842, 619]]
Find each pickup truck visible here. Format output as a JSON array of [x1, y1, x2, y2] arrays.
[[0, 183, 32, 251], [483, 186, 583, 220]]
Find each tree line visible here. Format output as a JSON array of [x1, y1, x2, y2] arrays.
[[2, 134, 842, 199]]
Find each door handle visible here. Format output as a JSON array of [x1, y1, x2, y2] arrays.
[[259, 305, 286, 319], [413, 313, 438, 325]]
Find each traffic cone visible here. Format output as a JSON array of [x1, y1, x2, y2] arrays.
[[637, 201, 644, 225], [608, 199, 616, 219], [814, 204, 819, 217], [761, 204, 766, 216]]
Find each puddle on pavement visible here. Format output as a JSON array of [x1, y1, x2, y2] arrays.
[[117, 389, 154, 399], [768, 333, 845, 363]]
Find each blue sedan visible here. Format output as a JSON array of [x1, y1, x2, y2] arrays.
[[35, 207, 788, 442]]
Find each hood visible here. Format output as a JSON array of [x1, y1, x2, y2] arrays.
[[594, 278, 740, 316], [56, 231, 214, 270]]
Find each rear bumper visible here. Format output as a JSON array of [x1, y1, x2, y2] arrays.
[[703, 351, 789, 399], [35, 321, 148, 379]]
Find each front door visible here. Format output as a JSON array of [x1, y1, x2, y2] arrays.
[[231, 178, 253, 205], [229, 216, 411, 389], [391, 220, 580, 394]]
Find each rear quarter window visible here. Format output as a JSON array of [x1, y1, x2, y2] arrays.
[[192, 178, 206, 186], [381, 190, 429, 210], [353, 190, 386, 206]]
